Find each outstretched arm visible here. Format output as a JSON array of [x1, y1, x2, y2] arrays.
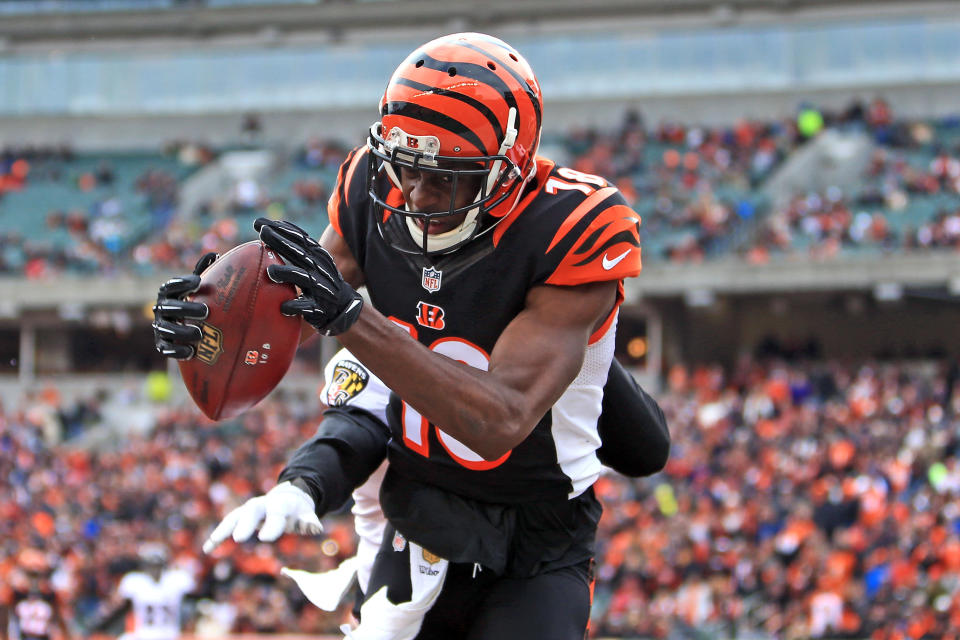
[[203, 405, 389, 553], [597, 359, 670, 477], [279, 405, 390, 513], [338, 279, 617, 460], [262, 218, 617, 461]]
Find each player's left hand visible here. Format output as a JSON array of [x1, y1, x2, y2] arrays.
[[202, 481, 323, 554], [152, 252, 218, 359], [255, 218, 363, 336]]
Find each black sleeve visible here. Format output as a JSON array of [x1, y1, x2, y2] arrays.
[[596, 358, 670, 477], [278, 405, 390, 515]]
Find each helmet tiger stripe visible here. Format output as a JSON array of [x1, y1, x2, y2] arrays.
[[368, 32, 544, 255]]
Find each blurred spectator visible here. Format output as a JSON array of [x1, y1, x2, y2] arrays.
[[2, 108, 960, 275], [241, 113, 263, 146], [6, 355, 960, 637]]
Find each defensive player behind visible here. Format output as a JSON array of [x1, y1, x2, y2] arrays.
[[0, 550, 72, 640], [274, 347, 667, 628], [158, 32, 657, 640], [90, 544, 196, 640]]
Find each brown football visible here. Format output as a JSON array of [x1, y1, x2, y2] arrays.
[[178, 241, 301, 420]]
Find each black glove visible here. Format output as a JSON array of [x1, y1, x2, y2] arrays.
[[255, 218, 363, 336], [152, 252, 217, 359]]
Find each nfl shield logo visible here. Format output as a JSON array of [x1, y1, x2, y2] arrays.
[[422, 267, 442, 293], [392, 531, 406, 552]]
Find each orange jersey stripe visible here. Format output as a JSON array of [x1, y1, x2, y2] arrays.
[[327, 147, 366, 238], [327, 184, 344, 238], [383, 186, 404, 223], [342, 148, 367, 210], [546, 203, 642, 287], [545, 187, 619, 254], [492, 159, 556, 246]]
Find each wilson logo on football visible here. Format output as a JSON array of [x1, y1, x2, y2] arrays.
[[195, 323, 224, 365], [416, 301, 446, 330], [326, 360, 370, 406], [213, 264, 247, 313]]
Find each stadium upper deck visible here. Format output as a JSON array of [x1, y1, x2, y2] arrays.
[[0, 0, 957, 387], [1, 0, 959, 139]]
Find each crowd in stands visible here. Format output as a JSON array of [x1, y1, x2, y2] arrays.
[[4, 354, 960, 639], [1, 385, 357, 637], [744, 103, 960, 262], [1, 99, 958, 278], [561, 108, 791, 262], [0, 143, 200, 276], [591, 357, 960, 639]]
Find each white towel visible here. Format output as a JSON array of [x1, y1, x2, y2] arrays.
[[341, 542, 449, 640], [281, 556, 360, 612]]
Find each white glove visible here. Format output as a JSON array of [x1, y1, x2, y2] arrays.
[[202, 481, 322, 554]]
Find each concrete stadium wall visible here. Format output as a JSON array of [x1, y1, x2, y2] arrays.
[[653, 292, 960, 365]]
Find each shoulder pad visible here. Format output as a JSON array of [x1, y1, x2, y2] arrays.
[[544, 186, 642, 286], [327, 146, 370, 238]]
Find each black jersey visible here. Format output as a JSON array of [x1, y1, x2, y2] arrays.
[[8, 590, 59, 640], [329, 147, 642, 504]]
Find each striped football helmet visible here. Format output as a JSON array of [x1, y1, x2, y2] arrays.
[[368, 32, 543, 255]]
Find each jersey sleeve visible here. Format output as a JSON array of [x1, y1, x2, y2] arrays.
[[326, 145, 373, 262], [536, 184, 643, 287], [171, 569, 196, 595], [117, 572, 140, 600], [321, 348, 391, 425]]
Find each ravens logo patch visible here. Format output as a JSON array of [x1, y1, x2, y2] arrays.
[[326, 360, 370, 406]]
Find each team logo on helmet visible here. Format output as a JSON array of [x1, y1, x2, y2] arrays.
[[196, 323, 224, 365], [422, 267, 442, 293], [326, 360, 369, 406]]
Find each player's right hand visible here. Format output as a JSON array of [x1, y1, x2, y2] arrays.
[[202, 481, 323, 554], [152, 252, 217, 360], [255, 218, 363, 337]]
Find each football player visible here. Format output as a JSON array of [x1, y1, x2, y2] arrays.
[[275, 347, 667, 624], [0, 550, 71, 640], [157, 33, 663, 639], [90, 544, 196, 640]]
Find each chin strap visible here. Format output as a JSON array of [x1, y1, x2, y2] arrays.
[[486, 107, 519, 195]]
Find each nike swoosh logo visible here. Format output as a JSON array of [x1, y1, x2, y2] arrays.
[[602, 249, 631, 270]]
